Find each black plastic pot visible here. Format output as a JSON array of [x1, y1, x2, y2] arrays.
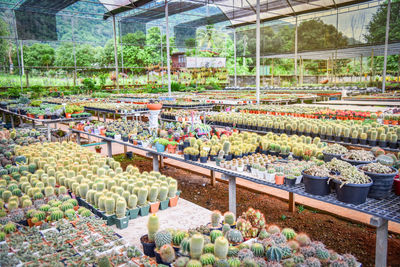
[[280, 153, 289, 159], [126, 151, 133, 159], [183, 141, 190, 148], [191, 155, 199, 161], [224, 154, 233, 161], [320, 134, 326, 140], [351, 138, 358, 144], [334, 136, 341, 142], [284, 178, 296, 187], [368, 139, 377, 146], [342, 137, 350, 143], [332, 179, 372, 205], [154, 249, 162, 264], [140, 235, 156, 257], [209, 155, 216, 161], [379, 140, 388, 148], [122, 137, 129, 142], [183, 154, 190, 161], [340, 155, 376, 166], [200, 156, 208, 163], [390, 142, 398, 149], [358, 164, 398, 199], [327, 135, 334, 141], [322, 152, 342, 162], [178, 144, 184, 151], [301, 171, 330, 196], [360, 139, 367, 145]]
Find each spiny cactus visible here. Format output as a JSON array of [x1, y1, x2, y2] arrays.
[[210, 229, 223, 243], [180, 237, 191, 255], [226, 229, 244, 244], [172, 230, 186, 246], [211, 210, 222, 227], [160, 244, 176, 264], [296, 233, 311, 247], [50, 210, 64, 221], [238, 248, 254, 261], [3, 222, 16, 234], [223, 211, 235, 225], [300, 245, 316, 258], [147, 214, 159, 242], [267, 225, 281, 234], [258, 228, 270, 240], [105, 197, 115, 215], [174, 257, 190, 267], [148, 186, 159, 203], [186, 260, 202, 267], [189, 234, 204, 259], [228, 257, 241, 267], [266, 246, 283, 262], [203, 243, 214, 254], [168, 183, 177, 198], [116, 198, 126, 218], [200, 253, 216, 266], [214, 236, 229, 259], [128, 194, 138, 209], [214, 259, 230, 267], [251, 242, 264, 257], [138, 188, 148, 206], [158, 186, 168, 201]]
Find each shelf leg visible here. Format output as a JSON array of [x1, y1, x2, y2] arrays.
[[103, 113, 106, 122], [10, 115, 14, 128], [2, 112, 4, 122], [160, 156, 164, 170], [76, 132, 81, 145], [107, 140, 112, 158], [228, 175, 236, 216], [124, 145, 127, 154], [47, 124, 51, 141], [152, 154, 159, 172], [289, 192, 295, 212], [210, 170, 216, 186], [370, 216, 388, 267]]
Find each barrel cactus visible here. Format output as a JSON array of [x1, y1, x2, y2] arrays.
[[189, 234, 204, 259], [223, 211, 236, 225], [160, 244, 176, 264], [251, 242, 265, 257], [214, 236, 229, 259], [281, 228, 296, 240], [50, 210, 64, 221], [200, 253, 215, 266], [226, 229, 243, 244], [210, 229, 223, 243], [3, 222, 16, 234], [172, 230, 186, 246], [266, 246, 282, 262], [186, 260, 202, 267], [155, 230, 172, 249]]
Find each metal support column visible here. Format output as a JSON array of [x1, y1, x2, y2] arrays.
[[103, 113, 106, 122], [119, 21, 125, 89], [112, 15, 120, 92], [165, 0, 171, 96], [10, 115, 14, 128], [360, 55, 363, 82], [228, 175, 236, 216], [107, 141, 113, 158], [71, 17, 77, 87], [151, 153, 160, 172], [160, 26, 164, 86], [370, 49, 374, 83], [11, 11, 23, 92], [234, 29, 237, 87], [20, 41, 24, 76], [382, 0, 391, 93], [47, 124, 51, 141], [370, 216, 388, 267], [256, 0, 261, 105], [76, 132, 81, 145], [294, 16, 298, 84]]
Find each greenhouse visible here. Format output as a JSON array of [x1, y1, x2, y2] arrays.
[[0, 0, 399, 266]]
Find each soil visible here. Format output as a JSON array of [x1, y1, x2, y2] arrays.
[[114, 153, 400, 267]]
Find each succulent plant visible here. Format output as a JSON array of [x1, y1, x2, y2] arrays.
[[3, 222, 16, 234], [105, 197, 115, 215], [305, 257, 321, 267], [300, 245, 316, 258], [228, 257, 241, 267], [238, 248, 254, 261], [190, 234, 204, 259], [266, 246, 282, 262], [200, 253, 216, 265], [226, 229, 244, 244], [147, 214, 159, 242], [116, 198, 126, 218], [295, 233, 311, 246], [323, 144, 348, 155], [174, 257, 190, 267], [281, 228, 296, 240], [267, 225, 281, 234], [203, 243, 214, 254], [210, 229, 223, 243], [251, 242, 265, 257], [214, 236, 229, 259], [224, 211, 236, 225], [359, 162, 394, 174], [180, 237, 191, 255], [160, 244, 176, 263]]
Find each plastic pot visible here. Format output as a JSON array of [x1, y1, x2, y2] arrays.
[[190, 155, 199, 161], [358, 164, 398, 199], [340, 155, 376, 166], [302, 171, 330, 196], [368, 139, 377, 146], [360, 139, 367, 145], [284, 178, 296, 187], [394, 177, 400, 196], [379, 140, 388, 148], [184, 154, 190, 161], [322, 152, 342, 162], [155, 143, 165, 153], [126, 151, 133, 159], [200, 156, 208, 163], [140, 235, 156, 257], [332, 179, 372, 205]]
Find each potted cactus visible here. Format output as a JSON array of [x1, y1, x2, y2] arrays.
[[322, 144, 348, 162], [140, 214, 159, 257], [138, 187, 150, 216], [341, 150, 376, 166], [207, 210, 222, 230], [114, 198, 129, 229], [200, 150, 208, 163], [148, 186, 160, 214], [302, 165, 330, 196], [95, 145, 102, 154]]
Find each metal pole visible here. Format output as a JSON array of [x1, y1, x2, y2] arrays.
[[165, 0, 171, 96], [228, 175, 236, 216], [11, 11, 23, 92], [360, 55, 363, 82], [112, 15, 120, 92], [234, 29, 237, 87], [71, 17, 77, 87], [20, 41, 24, 76], [294, 16, 298, 85], [160, 26, 164, 86], [119, 21, 125, 90], [370, 49, 374, 83], [256, 0, 260, 104], [382, 0, 391, 93]]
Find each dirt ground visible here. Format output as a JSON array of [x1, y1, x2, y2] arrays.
[[114, 154, 400, 267]]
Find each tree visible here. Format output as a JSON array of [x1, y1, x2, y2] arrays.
[[197, 25, 225, 50], [23, 43, 55, 70], [54, 43, 98, 69], [0, 18, 9, 70]]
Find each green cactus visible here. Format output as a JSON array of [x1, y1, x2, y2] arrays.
[[105, 197, 115, 215], [228, 258, 241, 267], [22, 199, 32, 208], [281, 228, 296, 240], [79, 184, 89, 199], [148, 186, 159, 203], [147, 214, 159, 242], [0, 232, 5, 241], [7, 200, 18, 211], [128, 194, 138, 209], [200, 253, 216, 266], [266, 246, 282, 262], [222, 223, 231, 235], [251, 242, 265, 257], [172, 230, 186, 246], [203, 243, 214, 254], [186, 260, 202, 267], [160, 244, 176, 263], [168, 184, 177, 198], [226, 229, 243, 244], [180, 237, 191, 255], [80, 209, 92, 217], [155, 230, 173, 249], [190, 234, 204, 259], [174, 257, 190, 267], [214, 236, 229, 259], [296, 233, 311, 246], [158, 186, 168, 201], [210, 230, 223, 243], [138, 188, 148, 206], [371, 131, 377, 141], [116, 199, 126, 218], [3, 222, 16, 234], [59, 202, 74, 212], [2, 190, 12, 202], [223, 211, 235, 225], [50, 210, 64, 221], [211, 210, 222, 227], [315, 247, 330, 261]]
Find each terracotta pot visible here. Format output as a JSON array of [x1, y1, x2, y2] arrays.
[[100, 129, 106, 136], [38, 115, 44, 119], [150, 202, 160, 213], [147, 103, 163, 110], [95, 148, 102, 153], [275, 174, 284, 185], [169, 195, 179, 207], [167, 144, 177, 154], [384, 120, 389, 125], [65, 113, 72, 119]]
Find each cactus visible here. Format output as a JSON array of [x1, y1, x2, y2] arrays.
[[158, 186, 168, 201], [379, 133, 387, 141], [168, 184, 177, 198], [391, 134, 398, 143], [281, 228, 296, 240], [0, 232, 5, 241], [214, 236, 229, 259], [342, 254, 357, 267], [210, 229, 223, 243], [59, 202, 74, 212], [371, 131, 377, 141], [329, 259, 350, 267], [258, 228, 270, 240], [222, 223, 231, 235], [223, 141, 231, 154], [22, 199, 32, 208], [50, 210, 64, 221], [251, 242, 264, 257], [228, 258, 241, 267], [189, 234, 204, 259], [211, 210, 222, 227], [147, 214, 159, 242], [186, 260, 202, 267], [226, 229, 243, 243], [203, 243, 214, 254], [105, 197, 115, 215], [116, 199, 126, 218], [148, 186, 159, 203], [267, 225, 281, 234], [304, 257, 321, 267], [128, 194, 138, 209], [224, 211, 235, 225], [315, 247, 330, 261], [238, 248, 254, 260], [266, 246, 282, 262], [215, 259, 230, 267], [155, 230, 172, 249], [79, 184, 89, 199], [228, 246, 239, 257], [200, 253, 216, 266], [300, 246, 316, 258], [172, 230, 186, 246], [160, 244, 176, 263], [174, 257, 190, 267], [44, 186, 54, 197], [80, 209, 92, 217], [296, 233, 311, 246], [7, 200, 18, 211], [138, 188, 148, 206], [2, 190, 12, 202], [3, 222, 16, 234], [180, 237, 190, 255]]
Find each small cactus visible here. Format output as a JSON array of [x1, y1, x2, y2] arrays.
[[186, 260, 202, 267], [160, 244, 176, 263], [105, 197, 115, 215], [189, 234, 204, 259], [266, 246, 282, 262], [147, 214, 159, 242], [251, 242, 264, 257], [116, 198, 126, 218], [155, 230, 172, 249], [210, 229, 223, 243], [211, 210, 222, 227], [214, 236, 229, 259], [200, 253, 216, 266]]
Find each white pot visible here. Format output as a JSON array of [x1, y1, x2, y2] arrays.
[[251, 168, 257, 176], [237, 166, 244, 172], [295, 175, 303, 184], [220, 162, 225, 168], [257, 171, 264, 179], [266, 173, 276, 183], [114, 134, 121, 140]]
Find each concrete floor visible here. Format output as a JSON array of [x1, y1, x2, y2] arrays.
[[114, 198, 211, 249]]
